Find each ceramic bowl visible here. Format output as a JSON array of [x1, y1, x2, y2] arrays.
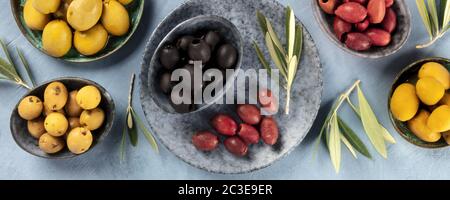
[[10, 0, 144, 62], [148, 15, 243, 114], [10, 77, 115, 159], [388, 57, 450, 148], [312, 0, 411, 58]]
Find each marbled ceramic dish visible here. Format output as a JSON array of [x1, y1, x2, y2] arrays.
[[10, 0, 144, 62], [10, 77, 115, 159], [140, 0, 322, 173], [148, 15, 243, 114], [388, 57, 450, 148], [312, 0, 411, 58]]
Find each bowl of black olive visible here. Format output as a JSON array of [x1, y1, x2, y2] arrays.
[[148, 15, 243, 114]]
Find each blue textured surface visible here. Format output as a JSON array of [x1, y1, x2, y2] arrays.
[[0, 0, 449, 180]]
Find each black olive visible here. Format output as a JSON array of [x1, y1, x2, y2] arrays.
[[159, 72, 174, 94], [176, 35, 194, 51], [204, 31, 221, 49], [159, 45, 180, 70], [188, 39, 211, 63], [216, 44, 237, 69], [169, 90, 196, 113]]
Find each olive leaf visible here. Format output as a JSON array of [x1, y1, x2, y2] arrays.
[[254, 6, 303, 114], [0, 39, 34, 89], [338, 116, 372, 159], [416, 0, 450, 48], [328, 114, 341, 173]]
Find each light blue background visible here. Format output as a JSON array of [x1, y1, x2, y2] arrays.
[[0, 0, 449, 180]]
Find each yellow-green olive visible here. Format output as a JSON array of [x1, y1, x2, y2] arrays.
[[33, 0, 61, 14], [102, 0, 130, 36], [18, 96, 43, 120], [76, 85, 101, 110], [67, 127, 93, 154], [80, 108, 105, 131], [416, 77, 445, 106], [24, 0, 50, 30], [419, 62, 450, 90], [42, 20, 72, 57], [44, 81, 68, 111], [39, 133, 64, 154], [427, 105, 450, 132], [27, 118, 45, 139], [74, 24, 108, 56], [65, 90, 83, 117], [118, 0, 133, 5], [44, 112, 68, 137], [407, 110, 441, 143], [68, 117, 81, 130], [390, 83, 420, 122], [67, 0, 103, 31]]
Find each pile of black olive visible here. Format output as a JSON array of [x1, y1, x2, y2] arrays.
[[159, 30, 238, 113]]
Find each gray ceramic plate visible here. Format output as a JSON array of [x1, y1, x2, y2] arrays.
[[140, 0, 323, 174]]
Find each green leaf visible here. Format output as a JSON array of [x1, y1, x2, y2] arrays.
[[328, 115, 341, 173], [428, 0, 440, 35], [286, 6, 295, 59], [0, 58, 17, 81], [381, 125, 397, 144], [0, 39, 17, 75], [253, 41, 271, 73], [442, 0, 450, 30], [265, 33, 287, 78], [120, 122, 128, 163], [417, 0, 434, 38], [127, 109, 138, 146], [341, 133, 357, 159], [256, 11, 268, 34], [357, 86, 387, 158], [131, 108, 159, 153], [17, 48, 36, 87], [293, 25, 303, 63], [287, 56, 298, 87], [266, 19, 286, 55], [338, 116, 372, 159]]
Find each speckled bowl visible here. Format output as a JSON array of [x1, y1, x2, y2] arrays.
[[140, 0, 323, 174], [10, 77, 115, 159], [11, 0, 144, 62], [388, 57, 450, 148], [312, 0, 411, 58], [149, 15, 243, 114]]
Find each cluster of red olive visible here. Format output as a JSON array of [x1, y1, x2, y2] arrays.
[[192, 90, 279, 157], [319, 0, 397, 51]]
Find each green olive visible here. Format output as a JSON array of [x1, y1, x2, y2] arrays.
[[76, 85, 101, 110], [44, 81, 68, 111], [33, 0, 61, 14], [80, 108, 105, 131], [67, 0, 103, 31], [65, 90, 83, 117], [74, 24, 108, 56], [44, 112, 69, 137], [68, 117, 81, 130], [67, 127, 93, 154], [42, 20, 72, 57], [24, 0, 50, 30], [18, 96, 43, 120], [27, 118, 45, 139], [39, 133, 64, 154], [102, 0, 130, 36]]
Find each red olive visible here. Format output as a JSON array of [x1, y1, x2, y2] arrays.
[[355, 18, 370, 32], [345, 32, 372, 51], [381, 8, 397, 33], [365, 28, 391, 46], [224, 137, 248, 157], [211, 114, 238, 136], [333, 16, 352, 41], [237, 104, 261, 125], [238, 124, 260, 144], [385, 0, 394, 7], [258, 89, 278, 114], [318, 0, 339, 14], [192, 131, 219, 151], [367, 0, 386, 24], [335, 2, 368, 23], [260, 117, 279, 146]]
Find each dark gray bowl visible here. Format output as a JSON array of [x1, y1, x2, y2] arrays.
[[388, 57, 450, 149], [148, 15, 243, 114], [10, 77, 115, 159], [312, 0, 411, 58]]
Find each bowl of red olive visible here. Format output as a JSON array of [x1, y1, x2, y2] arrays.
[[148, 15, 243, 114]]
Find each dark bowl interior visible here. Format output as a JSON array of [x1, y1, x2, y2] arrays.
[[10, 0, 144, 62], [10, 77, 115, 159], [388, 57, 450, 148], [148, 15, 243, 114], [312, 0, 411, 58]]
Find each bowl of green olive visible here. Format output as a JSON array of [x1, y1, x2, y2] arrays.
[[10, 77, 115, 159]]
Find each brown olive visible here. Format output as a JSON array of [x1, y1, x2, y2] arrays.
[[204, 31, 220, 49], [188, 39, 211, 63], [176, 35, 194, 51], [160, 72, 174, 94], [159, 45, 180, 70], [216, 44, 237, 68]]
